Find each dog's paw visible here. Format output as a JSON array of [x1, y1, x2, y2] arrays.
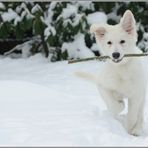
[[128, 127, 142, 136], [126, 118, 143, 136], [127, 122, 142, 136]]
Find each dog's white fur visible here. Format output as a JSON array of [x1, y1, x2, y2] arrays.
[[75, 10, 146, 136]]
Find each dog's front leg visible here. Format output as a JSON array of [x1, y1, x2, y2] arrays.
[[127, 95, 144, 136], [98, 87, 124, 116]]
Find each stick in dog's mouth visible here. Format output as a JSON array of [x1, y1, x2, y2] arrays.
[[68, 53, 148, 64]]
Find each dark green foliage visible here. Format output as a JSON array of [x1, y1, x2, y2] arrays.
[[0, 22, 13, 38]]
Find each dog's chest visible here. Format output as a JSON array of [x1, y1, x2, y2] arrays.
[[99, 63, 140, 95], [116, 71, 134, 94], [110, 72, 133, 93]]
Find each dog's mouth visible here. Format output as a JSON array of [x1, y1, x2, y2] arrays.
[[112, 58, 123, 63]]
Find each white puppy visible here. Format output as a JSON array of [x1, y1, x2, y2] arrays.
[[76, 10, 146, 136]]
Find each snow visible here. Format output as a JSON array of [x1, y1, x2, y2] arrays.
[[76, 1, 94, 11], [42, 17, 56, 40], [15, 2, 27, 14], [62, 33, 94, 59], [107, 3, 121, 23], [87, 12, 107, 25], [4, 40, 34, 58], [60, 4, 77, 20], [42, 2, 57, 40], [49, 1, 57, 10], [107, 12, 121, 23], [44, 26, 56, 40], [31, 4, 42, 14], [0, 54, 148, 146], [138, 32, 148, 52], [1, 8, 18, 22], [14, 16, 22, 26], [1, 3, 34, 25], [0, 2, 5, 10], [15, 2, 34, 23], [91, 43, 100, 51], [45, 2, 57, 24], [57, 4, 84, 27]]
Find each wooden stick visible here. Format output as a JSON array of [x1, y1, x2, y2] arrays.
[[68, 53, 148, 64]]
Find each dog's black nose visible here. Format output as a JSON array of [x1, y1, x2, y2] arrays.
[[112, 52, 120, 59]]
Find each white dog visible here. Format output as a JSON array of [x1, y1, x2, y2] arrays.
[[76, 10, 146, 136]]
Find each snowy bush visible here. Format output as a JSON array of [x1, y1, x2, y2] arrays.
[[0, 2, 147, 61], [62, 33, 94, 59], [138, 33, 148, 52]]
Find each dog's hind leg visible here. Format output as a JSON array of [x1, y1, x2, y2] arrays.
[[98, 87, 124, 117]]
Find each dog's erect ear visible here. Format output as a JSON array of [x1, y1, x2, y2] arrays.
[[120, 10, 136, 35], [90, 24, 106, 38]]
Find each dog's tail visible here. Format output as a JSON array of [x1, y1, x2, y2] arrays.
[[74, 71, 97, 84]]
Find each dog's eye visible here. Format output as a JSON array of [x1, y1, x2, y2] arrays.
[[120, 40, 125, 44], [107, 41, 112, 45]]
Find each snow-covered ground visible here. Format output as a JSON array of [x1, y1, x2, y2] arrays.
[[0, 54, 148, 146]]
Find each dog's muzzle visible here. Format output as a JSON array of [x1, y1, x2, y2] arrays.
[[112, 52, 123, 63]]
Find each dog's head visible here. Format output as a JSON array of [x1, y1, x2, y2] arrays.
[[90, 10, 137, 64]]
